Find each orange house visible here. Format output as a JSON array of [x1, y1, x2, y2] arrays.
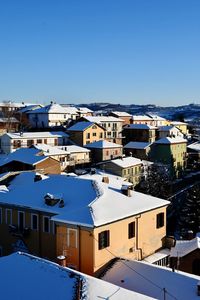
[[0, 172, 169, 275]]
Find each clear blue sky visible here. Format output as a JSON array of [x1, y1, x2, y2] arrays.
[[0, 0, 200, 106]]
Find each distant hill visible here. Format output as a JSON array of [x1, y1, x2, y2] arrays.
[[78, 102, 200, 123]]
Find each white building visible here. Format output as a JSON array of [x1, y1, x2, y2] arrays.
[[1, 131, 69, 154], [27, 103, 78, 128]]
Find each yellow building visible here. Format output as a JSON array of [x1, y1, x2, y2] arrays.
[[170, 121, 188, 135], [100, 156, 144, 186], [151, 137, 187, 177], [0, 172, 169, 275], [67, 121, 105, 146]]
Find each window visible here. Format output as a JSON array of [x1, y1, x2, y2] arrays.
[[44, 139, 47, 144], [128, 222, 135, 239], [37, 139, 42, 144], [43, 216, 50, 233], [98, 230, 110, 250], [92, 125, 97, 129], [99, 133, 103, 138], [67, 228, 77, 248], [13, 140, 21, 149], [6, 209, 12, 225], [27, 139, 34, 147], [54, 139, 58, 146], [31, 214, 38, 230], [86, 133, 90, 139], [92, 132, 97, 137], [106, 150, 109, 156], [156, 213, 164, 228], [18, 211, 25, 230]]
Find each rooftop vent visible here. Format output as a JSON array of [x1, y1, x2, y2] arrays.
[[121, 184, 132, 197], [34, 174, 43, 182], [44, 193, 62, 206]]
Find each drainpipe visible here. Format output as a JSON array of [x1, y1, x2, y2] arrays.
[[135, 215, 143, 260], [77, 225, 81, 271]]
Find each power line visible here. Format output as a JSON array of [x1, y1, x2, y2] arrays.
[[92, 234, 178, 300]]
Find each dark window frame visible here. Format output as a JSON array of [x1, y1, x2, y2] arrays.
[[98, 230, 110, 250], [128, 221, 135, 239], [156, 213, 164, 228]]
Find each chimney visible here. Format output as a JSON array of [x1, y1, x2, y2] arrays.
[[34, 173, 42, 182], [57, 255, 66, 267], [121, 184, 132, 197], [102, 176, 109, 184]]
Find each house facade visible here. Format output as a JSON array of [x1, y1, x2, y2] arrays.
[[0, 131, 69, 154], [82, 116, 124, 144], [124, 142, 152, 160], [85, 140, 123, 163], [0, 172, 169, 276], [58, 145, 91, 169], [67, 121, 105, 146], [157, 126, 183, 139], [27, 103, 78, 128], [150, 137, 187, 177], [0, 148, 61, 174], [99, 157, 144, 186], [123, 124, 157, 145], [110, 111, 132, 125], [170, 236, 200, 276]]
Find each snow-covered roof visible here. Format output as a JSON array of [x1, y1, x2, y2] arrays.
[[0, 148, 48, 166], [18, 104, 43, 113], [147, 114, 166, 121], [170, 236, 200, 257], [124, 124, 157, 130], [0, 171, 169, 227], [58, 145, 90, 153], [33, 144, 69, 156], [77, 107, 93, 113], [4, 131, 69, 139], [86, 140, 123, 149], [27, 103, 78, 115], [154, 137, 187, 144], [124, 142, 151, 150], [158, 126, 177, 131], [171, 121, 188, 126], [132, 115, 152, 121], [0, 252, 144, 300], [111, 111, 132, 117], [83, 116, 124, 122], [187, 142, 200, 152], [67, 121, 98, 131], [108, 156, 143, 168], [102, 258, 200, 300]]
